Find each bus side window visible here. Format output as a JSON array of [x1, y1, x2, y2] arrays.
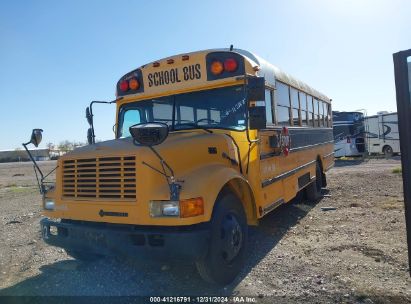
[[327, 103, 332, 127], [299, 91, 308, 126], [275, 82, 291, 126], [314, 98, 320, 127], [307, 95, 314, 126], [290, 88, 300, 126], [319, 101, 325, 127], [265, 89, 274, 125], [323, 102, 328, 127]]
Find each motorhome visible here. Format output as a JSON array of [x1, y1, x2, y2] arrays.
[[365, 112, 400, 157], [333, 111, 366, 157]]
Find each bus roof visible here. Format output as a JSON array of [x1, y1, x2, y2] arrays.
[[122, 48, 331, 102], [233, 49, 331, 102], [197, 48, 331, 102]]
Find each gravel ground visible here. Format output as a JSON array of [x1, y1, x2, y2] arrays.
[[0, 159, 410, 303]]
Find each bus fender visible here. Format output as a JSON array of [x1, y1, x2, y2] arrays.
[[179, 164, 258, 226]]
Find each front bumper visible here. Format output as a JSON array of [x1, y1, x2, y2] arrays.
[[40, 218, 210, 261]]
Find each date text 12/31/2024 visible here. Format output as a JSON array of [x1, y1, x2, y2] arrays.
[[149, 296, 257, 303]]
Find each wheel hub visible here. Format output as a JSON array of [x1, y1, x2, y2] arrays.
[[220, 214, 243, 263]]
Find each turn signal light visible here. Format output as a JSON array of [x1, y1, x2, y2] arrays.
[[180, 197, 204, 218], [210, 60, 224, 75], [119, 80, 129, 92], [129, 78, 140, 90], [224, 58, 238, 72]]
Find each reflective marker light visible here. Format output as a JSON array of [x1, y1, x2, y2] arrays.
[[210, 60, 224, 75], [180, 197, 204, 218], [119, 80, 129, 92], [129, 78, 140, 90], [44, 199, 55, 210], [224, 58, 238, 72]]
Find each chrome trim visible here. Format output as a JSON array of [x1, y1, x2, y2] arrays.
[[262, 198, 285, 216], [262, 159, 316, 188], [260, 141, 334, 160], [290, 140, 334, 153]]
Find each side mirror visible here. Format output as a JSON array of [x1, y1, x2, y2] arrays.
[[249, 106, 267, 130], [246, 77, 266, 130], [86, 107, 93, 125], [129, 122, 169, 146], [247, 77, 265, 101], [29, 129, 43, 147], [87, 128, 94, 145]]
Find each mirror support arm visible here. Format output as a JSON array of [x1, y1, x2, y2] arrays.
[[22, 141, 45, 193], [88, 97, 123, 144], [244, 75, 261, 175], [142, 146, 180, 201]]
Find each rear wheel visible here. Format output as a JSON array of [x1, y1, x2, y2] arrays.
[[383, 145, 393, 158], [305, 162, 323, 201], [196, 193, 248, 285]]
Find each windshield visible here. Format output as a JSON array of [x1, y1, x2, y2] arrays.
[[118, 85, 246, 138], [333, 112, 364, 123], [333, 124, 365, 140]]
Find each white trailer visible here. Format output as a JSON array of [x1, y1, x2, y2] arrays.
[[365, 112, 400, 156]]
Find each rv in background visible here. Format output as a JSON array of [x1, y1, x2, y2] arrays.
[[365, 112, 400, 157], [333, 111, 366, 157]]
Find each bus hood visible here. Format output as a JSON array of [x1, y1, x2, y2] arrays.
[[60, 131, 239, 182], [63, 131, 231, 158]]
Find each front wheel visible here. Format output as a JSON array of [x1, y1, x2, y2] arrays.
[[196, 193, 248, 285]]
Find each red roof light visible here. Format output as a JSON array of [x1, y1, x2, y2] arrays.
[[224, 58, 238, 72], [119, 80, 129, 92]]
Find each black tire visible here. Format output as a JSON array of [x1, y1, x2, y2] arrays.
[[196, 193, 248, 285], [383, 145, 393, 158], [305, 162, 323, 201], [65, 248, 103, 262]]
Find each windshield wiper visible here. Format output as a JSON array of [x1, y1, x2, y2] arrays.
[[174, 122, 213, 133]]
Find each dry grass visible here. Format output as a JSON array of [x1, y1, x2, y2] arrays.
[[392, 167, 402, 174], [380, 199, 402, 210]]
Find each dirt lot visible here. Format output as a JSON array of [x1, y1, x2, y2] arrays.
[[0, 159, 410, 303]]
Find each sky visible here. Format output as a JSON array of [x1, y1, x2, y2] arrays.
[[0, 0, 410, 150]]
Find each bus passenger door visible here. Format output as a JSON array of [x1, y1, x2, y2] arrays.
[[257, 88, 285, 216]]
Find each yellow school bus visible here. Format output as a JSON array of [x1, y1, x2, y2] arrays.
[[34, 48, 333, 285]]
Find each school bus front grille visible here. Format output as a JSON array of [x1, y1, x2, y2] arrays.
[[62, 156, 136, 200]]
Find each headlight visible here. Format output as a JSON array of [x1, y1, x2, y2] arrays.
[[44, 199, 55, 210], [149, 197, 205, 218], [150, 201, 179, 217]]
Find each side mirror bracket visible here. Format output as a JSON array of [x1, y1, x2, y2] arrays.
[[22, 129, 45, 193], [129, 122, 181, 201]]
